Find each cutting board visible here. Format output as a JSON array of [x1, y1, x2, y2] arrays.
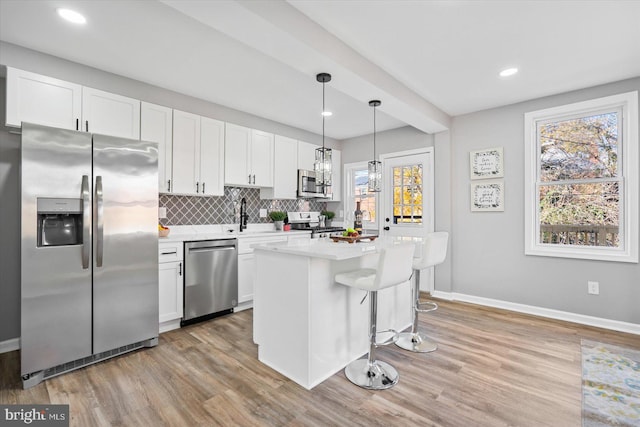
[[329, 234, 377, 244]]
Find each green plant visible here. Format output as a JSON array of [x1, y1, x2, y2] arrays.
[[268, 211, 287, 222], [321, 210, 335, 220]]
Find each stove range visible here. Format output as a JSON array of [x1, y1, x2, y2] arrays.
[[308, 226, 345, 239], [287, 211, 344, 238]]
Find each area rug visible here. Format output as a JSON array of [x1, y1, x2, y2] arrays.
[[581, 339, 640, 427]]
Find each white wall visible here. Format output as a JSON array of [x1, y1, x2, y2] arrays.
[[451, 77, 640, 324]]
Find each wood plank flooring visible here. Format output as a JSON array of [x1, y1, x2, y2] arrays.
[[1, 299, 638, 427]]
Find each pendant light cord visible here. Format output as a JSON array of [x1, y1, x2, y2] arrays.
[[322, 80, 325, 162], [373, 104, 376, 160]]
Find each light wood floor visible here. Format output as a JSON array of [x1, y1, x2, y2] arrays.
[[1, 299, 638, 427]]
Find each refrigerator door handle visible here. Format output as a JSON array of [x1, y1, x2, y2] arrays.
[[96, 175, 104, 267], [81, 175, 90, 269]]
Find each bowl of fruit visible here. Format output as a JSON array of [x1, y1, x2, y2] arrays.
[[330, 228, 373, 243], [158, 224, 170, 237], [342, 227, 359, 238]]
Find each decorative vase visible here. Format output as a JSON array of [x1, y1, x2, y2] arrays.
[[274, 220, 284, 231]]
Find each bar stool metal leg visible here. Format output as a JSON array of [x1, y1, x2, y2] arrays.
[[345, 291, 399, 389], [396, 269, 438, 353]]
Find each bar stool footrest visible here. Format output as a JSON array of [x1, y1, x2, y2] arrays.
[[374, 329, 399, 347], [416, 301, 438, 313]]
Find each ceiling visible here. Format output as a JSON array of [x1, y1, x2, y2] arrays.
[[1, 0, 639, 140]]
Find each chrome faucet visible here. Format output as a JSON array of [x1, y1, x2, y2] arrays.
[[239, 197, 248, 232]]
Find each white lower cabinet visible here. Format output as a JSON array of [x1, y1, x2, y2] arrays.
[[236, 234, 309, 311], [158, 242, 184, 332]]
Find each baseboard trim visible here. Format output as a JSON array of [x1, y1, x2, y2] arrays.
[[432, 291, 639, 335], [0, 337, 20, 353]]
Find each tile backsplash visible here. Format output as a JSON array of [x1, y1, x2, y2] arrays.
[[159, 187, 326, 226]]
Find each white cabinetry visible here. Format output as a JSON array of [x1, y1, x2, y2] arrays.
[[141, 102, 173, 193], [297, 141, 317, 171], [236, 234, 292, 311], [329, 149, 341, 201], [199, 116, 226, 196], [5, 67, 82, 130], [158, 241, 184, 333], [81, 87, 140, 139], [5, 67, 140, 139], [225, 123, 274, 187], [260, 135, 298, 199], [172, 110, 225, 196]]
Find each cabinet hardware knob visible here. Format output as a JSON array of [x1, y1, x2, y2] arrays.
[[383, 226, 390, 231]]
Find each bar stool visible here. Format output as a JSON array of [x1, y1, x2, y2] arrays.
[[396, 232, 449, 353], [334, 243, 415, 389]]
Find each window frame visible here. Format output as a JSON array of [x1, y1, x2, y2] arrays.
[[524, 91, 638, 263], [344, 161, 378, 230]]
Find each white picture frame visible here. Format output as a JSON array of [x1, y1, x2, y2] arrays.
[[470, 147, 504, 180], [471, 180, 504, 212]]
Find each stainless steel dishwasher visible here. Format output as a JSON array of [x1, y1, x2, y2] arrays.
[[182, 239, 238, 325]]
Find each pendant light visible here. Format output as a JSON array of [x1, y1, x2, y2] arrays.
[[314, 73, 332, 190], [368, 100, 382, 192]]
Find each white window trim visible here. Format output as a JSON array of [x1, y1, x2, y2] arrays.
[[524, 91, 639, 263], [344, 161, 378, 230]]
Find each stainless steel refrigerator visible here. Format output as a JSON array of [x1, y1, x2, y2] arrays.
[[20, 122, 159, 388]]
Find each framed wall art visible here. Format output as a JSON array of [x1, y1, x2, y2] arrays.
[[470, 147, 504, 180], [471, 180, 504, 212]]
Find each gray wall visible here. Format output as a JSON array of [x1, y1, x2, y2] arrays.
[[341, 125, 434, 165], [451, 77, 640, 324], [0, 42, 338, 343]]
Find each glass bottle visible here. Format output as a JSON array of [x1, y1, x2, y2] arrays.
[[354, 201, 363, 235]]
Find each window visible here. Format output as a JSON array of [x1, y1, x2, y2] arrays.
[[392, 164, 423, 224], [345, 162, 377, 229], [524, 91, 638, 262]]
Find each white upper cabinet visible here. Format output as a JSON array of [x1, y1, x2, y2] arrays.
[[260, 135, 298, 199], [172, 110, 224, 196], [225, 123, 251, 186], [199, 116, 225, 196], [297, 140, 317, 171], [329, 149, 341, 201], [82, 87, 140, 139], [225, 123, 273, 187], [141, 102, 173, 193], [5, 67, 82, 130], [250, 129, 274, 187], [172, 110, 200, 195], [6, 67, 140, 139]]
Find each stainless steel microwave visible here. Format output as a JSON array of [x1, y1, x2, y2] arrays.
[[297, 169, 330, 198]]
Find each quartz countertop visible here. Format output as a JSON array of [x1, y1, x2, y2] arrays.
[[253, 236, 417, 261], [158, 224, 311, 243]]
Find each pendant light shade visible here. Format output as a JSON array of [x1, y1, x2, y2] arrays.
[[315, 73, 332, 189], [368, 100, 382, 192]]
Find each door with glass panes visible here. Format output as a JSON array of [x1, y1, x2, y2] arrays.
[[381, 150, 434, 290]]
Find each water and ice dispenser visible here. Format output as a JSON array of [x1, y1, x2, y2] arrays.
[[36, 198, 83, 247]]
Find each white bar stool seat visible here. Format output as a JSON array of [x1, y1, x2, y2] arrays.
[[334, 243, 415, 389], [396, 232, 449, 353]]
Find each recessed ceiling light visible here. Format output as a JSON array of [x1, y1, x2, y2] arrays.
[[57, 8, 86, 25], [499, 67, 518, 77], [321, 111, 333, 117]]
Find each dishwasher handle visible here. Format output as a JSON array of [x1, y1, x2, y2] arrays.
[[188, 245, 236, 253]]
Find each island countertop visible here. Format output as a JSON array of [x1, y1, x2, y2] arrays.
[[253, 236, 421, 261]]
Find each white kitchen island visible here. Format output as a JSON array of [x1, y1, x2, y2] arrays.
[[252, 237, 414, 390]]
